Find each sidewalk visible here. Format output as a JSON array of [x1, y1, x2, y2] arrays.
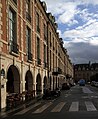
[[0, 97, 42, 117]]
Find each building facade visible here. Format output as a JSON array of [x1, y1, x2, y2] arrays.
[[0, 0, 73, 109], [74, 62, 98, 83]]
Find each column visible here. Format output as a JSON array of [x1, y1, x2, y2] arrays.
[[0, 77, 7, 109]]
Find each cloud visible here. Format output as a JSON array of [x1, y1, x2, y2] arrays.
[[63, 20, 98, 44], [57, 2, 78, 24], [64, 42, 98, 64]]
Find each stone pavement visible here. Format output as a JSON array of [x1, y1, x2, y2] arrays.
[[0, 97, 42, 118]]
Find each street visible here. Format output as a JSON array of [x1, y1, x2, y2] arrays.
[[1, 85, 98, 119]]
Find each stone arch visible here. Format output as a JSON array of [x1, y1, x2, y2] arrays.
[[36, 73, 42, 95], [25, 70, 33, 91], [7, 65, 20, 93]]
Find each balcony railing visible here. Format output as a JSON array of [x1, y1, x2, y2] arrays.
[[28, 52, 33, 61], [26, 12, 31, 23], [37, 58, 41, 65], [10, 40, 19, 54], [52, 67, 62, 76]]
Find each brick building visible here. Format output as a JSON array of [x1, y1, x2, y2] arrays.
[[0, 0, 73, 109]]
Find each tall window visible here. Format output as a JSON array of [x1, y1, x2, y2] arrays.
[[26, 0, 30, 13], [13, 0, 17, 5], [53, 37, 55, 50], [37, 37, 40, 59], [44, 24, 47, 40], [36, 13, 40, 33], [53, 53, 54, 68], [50, 50, 51, 70], [44, 44, 46, 65], [26, 0, 31, 22], [9, 8, 18, 54], [26, 27, 31, 54], [9, 8, 16, 43], [50, 31, 51, 47]]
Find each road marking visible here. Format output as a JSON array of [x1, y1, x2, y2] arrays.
[[51, 102, 66, 112], [33, 102, 52, 113], [82, 87, 93, 94], [85, 101, 97, 111], [15, 102, 41, 115], [69, 102, 79, 112]]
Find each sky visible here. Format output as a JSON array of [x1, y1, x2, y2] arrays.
[[41, 0, 98, 64]]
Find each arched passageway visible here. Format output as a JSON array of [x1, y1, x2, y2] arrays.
[[25, 70, 33, 91], [43, 76, 48, 93], [36, 74, 41, 95], [7, 65, 20, 93]]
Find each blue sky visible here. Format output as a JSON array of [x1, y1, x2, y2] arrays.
[[41, 0, 98, 64]]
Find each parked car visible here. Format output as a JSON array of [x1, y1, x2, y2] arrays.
[[62, 83, 70, 90], [94, 82, 98, 87], [91, 81, 96, 86]]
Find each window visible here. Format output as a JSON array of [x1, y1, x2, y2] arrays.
[[53, 37, 55, 50], [50, 50, 51, 70], [9, 8, 16, 43], [9, 8, 18, 54], [37, 37, 40, 59], [44, 44, 47, 67], [37, 37, 41, 65], [50, 31, 52, 47], [13, 0, 17, 5], [44, 24, 47, 40], [53, 54, 54, 68], [26, 27, 32, 60], [26, 0, 31, 22], [26, 27, 31, 52], [36, 13, 40, 33]]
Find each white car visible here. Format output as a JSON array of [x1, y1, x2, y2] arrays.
[[94, 82, 98, 87]]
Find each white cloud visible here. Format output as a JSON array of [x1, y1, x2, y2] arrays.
[[63, 21, 98, 45], [76, 19, 97, 30], [68, 20, 79, 26], [57, 2, 77, 24], [89, 37, 98, 46]]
